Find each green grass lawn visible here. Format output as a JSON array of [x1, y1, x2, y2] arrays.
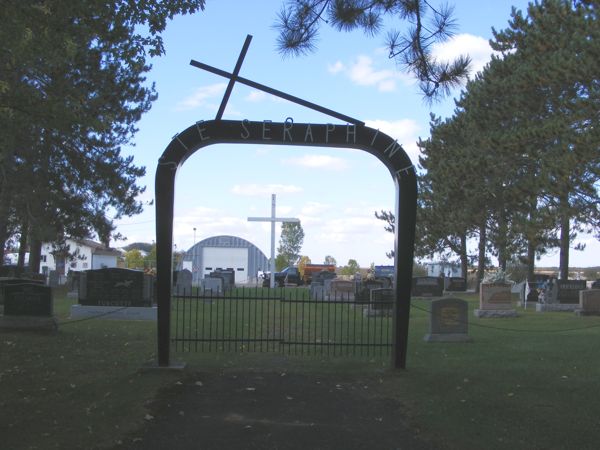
[[1, 288, 599, 449]]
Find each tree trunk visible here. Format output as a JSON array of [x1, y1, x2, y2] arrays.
[[28, 238, 42, 274], [0, 187, 13, 268], [559, 211, 570, 280], [17, 221, 28, 268], [496, 208, 508, 271], [527, 239, 536, 281], [476, 221, 487, 292], [459, 232, 468, 279]]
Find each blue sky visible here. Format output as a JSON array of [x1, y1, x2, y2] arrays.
[[113, 0, 599, 268]]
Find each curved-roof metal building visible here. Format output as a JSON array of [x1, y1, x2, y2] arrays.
[[181, 235, 268, 285]]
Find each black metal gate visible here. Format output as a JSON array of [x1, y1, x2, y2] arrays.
[[171, 287, 392, 358]]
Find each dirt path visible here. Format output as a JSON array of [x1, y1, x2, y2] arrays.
[[114, 370, 438, 450]]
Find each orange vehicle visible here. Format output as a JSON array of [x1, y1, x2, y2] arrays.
[[301, 264, 336, 284]]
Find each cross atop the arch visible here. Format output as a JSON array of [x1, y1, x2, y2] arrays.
[[190, 35, 364, 126]]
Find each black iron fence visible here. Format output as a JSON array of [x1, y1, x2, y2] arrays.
[[171, 287, 393, 358]]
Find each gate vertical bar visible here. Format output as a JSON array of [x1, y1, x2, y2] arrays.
[[155, 159, 176, 367], [392, 169, 417, 368]]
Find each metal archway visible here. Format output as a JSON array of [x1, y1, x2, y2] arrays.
[[155, 119, 417, 368]]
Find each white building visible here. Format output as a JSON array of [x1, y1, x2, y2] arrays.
[[424, 262, 462, 278], [181, 235, 269, 285], [40, 238, 121, 276]]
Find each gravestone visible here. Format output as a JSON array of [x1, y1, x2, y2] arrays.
[[424, 297, 471, 342], [79, 268, 153, 306], [474, 283, 517, 318], [0, 277, 45, 305], [355, 279, 386, 304], [209, 269, 235, 291], [173, 269, 193, 295], [330, 279, 355, 301], [309, 282, 326, 301], [71, 268, 156, 321], [444, 277, 467, 292], [0, 282, 58, 332], [66, 271, 81, 298], [411, 277, 444, 297], [537, 279, 586, 312], [201, 277, 223, 296], [48, 270, 60, 288], [364, 288, 394, 317], [575, 289, 600, 316]]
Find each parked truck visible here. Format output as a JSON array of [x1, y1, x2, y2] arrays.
[[262, 264, 336, 287]]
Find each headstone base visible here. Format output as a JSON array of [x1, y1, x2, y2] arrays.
[[363, 307, 392, 318], [536, 303, 578, 312], [424, 333, 472, 343], [474, 309, 518, 318], [139, 360, 187, 372], [517, 301, 537, 309], [0, 315, 58, 333], [574, 309, 600, 316], [70, 304, 157, 321]]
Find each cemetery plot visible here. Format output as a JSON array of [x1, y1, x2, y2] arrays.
[[171, 287, 392, 357]]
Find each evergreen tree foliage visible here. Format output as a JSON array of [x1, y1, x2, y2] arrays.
[[0, 0, 206, 266], [275, 0, 471, 101]]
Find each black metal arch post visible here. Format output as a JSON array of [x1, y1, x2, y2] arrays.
[[155, 119, 417, 368]]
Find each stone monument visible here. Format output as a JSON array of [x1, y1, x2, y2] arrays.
[[425, 297, 472, 342]]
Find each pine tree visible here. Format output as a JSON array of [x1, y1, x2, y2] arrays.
[[274, 0, 470, 101]]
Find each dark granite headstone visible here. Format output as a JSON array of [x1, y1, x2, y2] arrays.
[[355, 279, 386, 304], [370, 288, 394, 310], [3, 283, 53, 316], [425, 297, 471, 342], [79, 268, 153, 307], [0, 277, 45, 305], [209, 269, 234, 291], [444, 277, 467, 292], [173, 269, 193, 295], [411, 277, 444, 297], [555, 280, 587, 304]]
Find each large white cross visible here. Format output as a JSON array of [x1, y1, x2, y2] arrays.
[[248, 194, 300, 288]]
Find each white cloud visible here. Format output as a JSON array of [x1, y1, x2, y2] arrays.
[[432, 33, 494, 78], [365, 119, 421, 163], [282, 154, 349, 171], [245, 90, 268, 102], [175, 83, 226, 111], [230, 184, 303, 196], [327, 61, 345, 74], [329, 54, 413, 92], [301, 201, 331, 216]]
